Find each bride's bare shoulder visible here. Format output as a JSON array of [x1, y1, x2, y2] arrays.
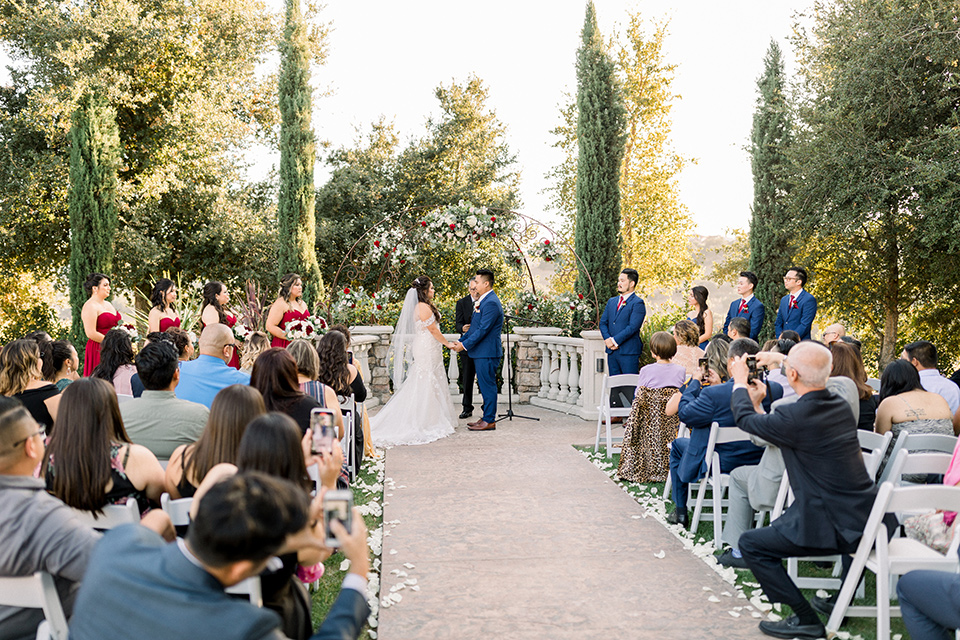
[[416, 302, 434, 322]]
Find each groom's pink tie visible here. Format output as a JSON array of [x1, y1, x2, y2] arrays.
[[617, 296, 624, 312]]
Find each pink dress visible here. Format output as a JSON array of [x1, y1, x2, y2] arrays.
[[84, 311, 122, 376], [272, 309, 309, 348], [159, 316, 181, 333]]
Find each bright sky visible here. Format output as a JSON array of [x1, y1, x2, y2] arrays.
[[0, 0, 812, 236]]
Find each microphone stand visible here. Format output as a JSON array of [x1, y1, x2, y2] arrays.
[[497, 314, 549, 422]]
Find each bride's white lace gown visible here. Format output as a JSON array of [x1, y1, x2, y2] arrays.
[[370, 315, 456, 446]]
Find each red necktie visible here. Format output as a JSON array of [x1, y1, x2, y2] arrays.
[[617, 296, 624, 311], [738, 300, 748, 314], [790, 295, 798, 310]]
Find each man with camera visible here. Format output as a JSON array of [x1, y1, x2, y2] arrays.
[[667, 338, 783, 528]]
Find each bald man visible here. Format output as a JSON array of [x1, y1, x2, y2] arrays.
[[176, 324, 250, 408], [728, 342, 896, 640], [821, 324, 846, 345]]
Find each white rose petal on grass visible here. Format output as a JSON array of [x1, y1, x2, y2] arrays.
[[389, 592, 402, 603], [390, 583, 405, 592], [397, 571, 407, 578], [405, 578, 417, 585], [403, 563, 415, 569], [703, 586, 713, 592], [339, 559, 351, 571], [751, 612, 762, 618], [816, 589, 831, 599], [892, 636, 902, 640], [721, 591, 732, 597], [728, 611, 741, 618], [708, 596, 721, 603], [369, 632, 377, 639], [653, 550, 665, 559], [367, 616, 378, 628], [767, 613, 781, 621]]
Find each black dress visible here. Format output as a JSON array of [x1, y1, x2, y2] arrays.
[[14, 384, 59, 431]]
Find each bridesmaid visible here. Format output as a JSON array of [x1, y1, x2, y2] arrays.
[[148, 278, 180, 333], [80, 273, 122, 376], [265, 273, 308, 349], [686, 285, 713, 350], [201, 281, 240, 369]]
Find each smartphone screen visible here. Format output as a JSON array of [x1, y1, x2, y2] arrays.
[[310, 408, 336, 454], [323, 490, 353, 547]]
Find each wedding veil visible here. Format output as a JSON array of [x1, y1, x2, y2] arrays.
[[387, 287, 420, 389]]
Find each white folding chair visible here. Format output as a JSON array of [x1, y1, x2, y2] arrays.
[[160, 492, 193, 527], [225, 576, 263, 607], [70, 499, 139, 530], [690, 422, 755, 542], [859, 430, 894, 480], [663, 422, 688, 500], [339, 394, 357, 480], [878, 431, 958, 484], [885, 449, 953, 488], [594, 374, 640, 454], [0, 572, 69, 640], [827, 481, 960, 640]]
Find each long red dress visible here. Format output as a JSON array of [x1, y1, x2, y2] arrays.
[[201, 315, 241, 369], [159, 316, 181, 333], [271, 309, 309, 349], [83, 311, 122, 376]]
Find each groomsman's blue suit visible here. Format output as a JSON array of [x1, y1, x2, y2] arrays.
[[460, 291, 504, 424], [599, 293, 646, 375], [774, 289, 817, 340], [722, 297, 765, 341]]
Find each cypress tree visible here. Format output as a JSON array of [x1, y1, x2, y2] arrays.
[[747, 41, 793, 341], [574, 1, 626, 309], [68, 93, 119, 350], [278, 0, 323, 304]]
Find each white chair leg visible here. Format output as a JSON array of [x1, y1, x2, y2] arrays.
[[877, 567, 890, 640], [713, 480, 723, 543], [605, 416, 613, 454], [594, 414, 602, 452], [691, 478, 708, 529]]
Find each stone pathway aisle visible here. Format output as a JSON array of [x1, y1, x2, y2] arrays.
[[377, 406, 761, 639]]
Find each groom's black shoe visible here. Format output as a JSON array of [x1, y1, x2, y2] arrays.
[[468, 420, 496, 431], [459, 410, 473, 419]]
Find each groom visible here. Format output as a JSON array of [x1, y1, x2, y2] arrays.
[[453, 269, 503, 432]]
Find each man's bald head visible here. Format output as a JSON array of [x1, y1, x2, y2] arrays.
[[823, 324, 846, 344], [199, 324, 234, 359], [788, 341, 832, 389]]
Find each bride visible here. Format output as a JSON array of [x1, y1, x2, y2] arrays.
[[370, 276, 457, 446]]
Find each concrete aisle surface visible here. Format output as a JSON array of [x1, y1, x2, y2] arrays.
[[376, 405, 762, 640]]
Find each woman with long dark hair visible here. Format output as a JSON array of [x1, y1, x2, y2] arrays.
[[265, 273, 309, 349], [686, 285, 713, 349], [286, 340, 343, 426], [315, 331, 366, 456], [200, 281, 240, 369], [41, 340, 80, 392], [80, 273, 121, 375], [91, 328, 137, 395], [147, 278, 180, 334], [164, 384, 266, 499], [876, 360, 954, 439], [250, 348, 324, 436], [0, 339, 60, 428], [829, 342, 877, 431], [369, 275, 456, 446], [45, 378, 165, 514]]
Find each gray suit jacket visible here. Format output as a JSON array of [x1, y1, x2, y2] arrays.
[[745, 376, 860, 510]]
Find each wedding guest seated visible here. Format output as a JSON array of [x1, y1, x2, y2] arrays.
[[286, 340, 344, 433], [902, 436, 960, 555], [666, 336, 729, 417], [165, 384, 265, 499], [0, 397, 173, 639], [764, 338, 798, 400], [317, 331, 366, 455], [177, 324, 250, 409], [903, 340, 960, 415], [239, 330, 270, 374], [40, 340, 79, 392], [727, 317, 751, 341], [45, 378, 167, 515], [68, 472, 370, 640], [729, 342, 895, 639], [130, 331, 176, 398], [667, 338, 783, 528], [875, 360, 955, 470], [325, 325, 375, 459], [822, 323, 846, 345], [780, 329, 801, 343], [830, 341, 877, 431], [0, 339, 60, 429], [91, 328, 137, 396], [165, 325, 196, 361], [617, 332, 685, 483], [120, 341, 208, 461], [190, 414, 344, 639], [251, 349, 323, 436], [672, 319, 702, 379], [841, 335, 863, 350], [897, 561, 960, 640]]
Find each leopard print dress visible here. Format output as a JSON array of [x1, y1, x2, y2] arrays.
[[616, 386, 680, 483]]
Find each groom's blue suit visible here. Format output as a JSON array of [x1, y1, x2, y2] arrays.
[[460, 291, 504, 424]]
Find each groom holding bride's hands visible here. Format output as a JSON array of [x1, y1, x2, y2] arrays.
[[451, 269, 503, 431]]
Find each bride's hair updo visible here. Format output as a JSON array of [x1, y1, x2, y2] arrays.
[[411, 276, 441, 322]]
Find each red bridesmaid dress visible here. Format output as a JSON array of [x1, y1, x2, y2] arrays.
[[225, 314, 240, 369], [84, 310, 122, 376], [159, 316, 181, 333], [271, 309, 309, 349]]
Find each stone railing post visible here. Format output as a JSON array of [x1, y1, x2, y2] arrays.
[[350, 325, 394, 407], [513, 327, 555, 404]]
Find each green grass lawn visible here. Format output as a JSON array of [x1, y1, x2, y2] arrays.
[[309, 453, 385, 639], [576, 445, 909, 640]]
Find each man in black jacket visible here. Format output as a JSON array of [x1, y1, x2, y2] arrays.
[[454, 277, 478, 419], [729, 341, 893, 640]]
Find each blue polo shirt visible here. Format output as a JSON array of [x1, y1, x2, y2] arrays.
[[176, 355, 250, 409]]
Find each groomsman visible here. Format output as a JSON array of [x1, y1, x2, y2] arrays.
[[723, 271, 765, 341], [599, 268, 646, 376], [775, 267, 818, 340], [454, 277, 478, 419]]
